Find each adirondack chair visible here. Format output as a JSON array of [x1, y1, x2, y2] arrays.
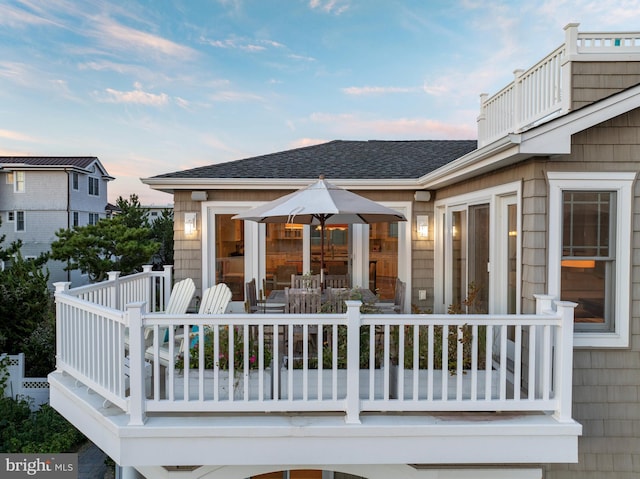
[[138, 278, 196, 375], [199, 282, 232, 314]]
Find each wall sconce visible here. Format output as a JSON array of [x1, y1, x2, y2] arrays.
[[417, 215, 429, 239], [184, 212, 197, 235]]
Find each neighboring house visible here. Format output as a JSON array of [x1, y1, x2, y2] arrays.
[[144, 204, 174, 223], [0, 156, 113, 286], [49, 24, 640, 479]]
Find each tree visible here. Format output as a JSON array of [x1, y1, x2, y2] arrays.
[[50, 194, 160, 282], [150, 208, 174, 268], [0, 217, 53, 359]]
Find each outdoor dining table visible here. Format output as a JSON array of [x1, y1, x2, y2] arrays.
[[267, 288, 377, 307]]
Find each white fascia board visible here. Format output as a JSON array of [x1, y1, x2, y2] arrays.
[[141, 177, 419, 191], [420, 84, 640, 189], [518, 83, 640, 154], [418, 138, 522, 189]]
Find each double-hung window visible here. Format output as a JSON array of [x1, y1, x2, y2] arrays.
[[548, 172, 634, 348], [15, 211, 25, 232], [88, 177, 100, 196]]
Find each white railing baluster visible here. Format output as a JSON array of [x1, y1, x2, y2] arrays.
[[55, 281, 576, 420]]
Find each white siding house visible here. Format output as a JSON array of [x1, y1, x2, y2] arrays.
[[0, 157, 113, 286]]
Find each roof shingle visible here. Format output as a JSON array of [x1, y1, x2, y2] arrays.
[[152, 140, 477, 180]]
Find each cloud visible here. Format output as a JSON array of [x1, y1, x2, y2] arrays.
[[210, 90, 264, 102], [0, 129, 38, 142], [342, 86, 419, 96], [0, 3, 58, 27], [309, 0, 350, 15], [96, 86, 170, 106], [289, 138, 328, 149], [93, 17, 195, 59], [202, 36, 284, 52]]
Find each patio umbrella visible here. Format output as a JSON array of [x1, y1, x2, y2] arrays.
[[232, 175, 407, 283]]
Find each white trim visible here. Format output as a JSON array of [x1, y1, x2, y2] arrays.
[[548, 171, 635, 348], [434, 181, 522, 314]]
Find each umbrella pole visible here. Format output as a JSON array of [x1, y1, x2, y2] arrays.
[[320, 217, 325, 288]]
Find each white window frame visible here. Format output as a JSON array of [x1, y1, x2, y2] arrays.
[[72, 172, 79, 190], [73, 211, 79, 227], [6, 172, 13, 184], [434, 181, 522, 314], [88, 213, 100, 225], [14, 171, 25, 193], [15, 211, 25, 232], [548, 172, 634, 348], [88, 177, 100, 196], [7, 211, 14, 222]]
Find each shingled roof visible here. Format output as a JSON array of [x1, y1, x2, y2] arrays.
[[0, 156, 99, 168], [151, 140, 477, 180]]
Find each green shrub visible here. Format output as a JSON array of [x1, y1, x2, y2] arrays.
[[0, 397, 85, 453]]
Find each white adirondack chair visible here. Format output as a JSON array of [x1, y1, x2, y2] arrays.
[[143, 278, 196, 365], [198, 283, 232, 314]]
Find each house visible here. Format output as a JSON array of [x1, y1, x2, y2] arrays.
[[49, 24, 640, 479], [144, 204, 174, 224], [0, 156, 113, 285]]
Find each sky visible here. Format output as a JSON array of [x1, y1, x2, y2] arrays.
[[2, 1, 640, 205]]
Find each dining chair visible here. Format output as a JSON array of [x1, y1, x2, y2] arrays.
[[273, 264, 298, 289], [284, 287, 322, 313], [291, 274, 321, 289], [325, 274, 350, 288], [245, 279, 259, 313], [375, 277, 406, 313], [325, 287, 350, 313]]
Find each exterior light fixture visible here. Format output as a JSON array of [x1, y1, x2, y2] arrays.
[[417, 215, 429, 239], [184, 212, 197, 235]]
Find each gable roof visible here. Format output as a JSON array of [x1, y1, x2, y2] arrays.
[[0, 156, 114, 179], [150, 140, 477, 181]]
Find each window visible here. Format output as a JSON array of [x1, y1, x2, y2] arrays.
[[7, 211, 14, 222], [15, 211, 25, 231], [88, 213, 100, 225], [548, 172, 634, 348], [6, 172, 13, 184], [72, 172, 79, 190], [73, 211, 79, 227], [88, 177, 100, 196], [14, 171, 25, 192]]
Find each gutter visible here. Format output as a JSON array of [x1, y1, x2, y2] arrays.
[[141, 177, 421, 192]]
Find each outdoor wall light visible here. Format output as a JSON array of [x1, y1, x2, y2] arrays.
[[417, 215, 429, 239], [184, 212, 197, 235]]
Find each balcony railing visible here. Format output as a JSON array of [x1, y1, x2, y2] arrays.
[[53, 269, 576, 427], [477, 23, 640, 147]]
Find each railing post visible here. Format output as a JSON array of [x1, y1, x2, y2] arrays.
[[513, 69, 524, 131], [534, 293, 555, 314], [107, 271, 121, 310], [561, 23, 580, 113], [553, 300, 577, 423], [53, 282, 71, 372], [344, 300, 362, 424], [126, 302, 148, 426], [477, 93, 488, 147], [162, 265, 173, 310]]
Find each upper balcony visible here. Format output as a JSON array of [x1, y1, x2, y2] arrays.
[[49, 267, 581, 473], [478, 23, 640, 147]]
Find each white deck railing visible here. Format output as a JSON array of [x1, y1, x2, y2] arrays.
[[478, 24, 640, 147], [54, 271, 575, 426]]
